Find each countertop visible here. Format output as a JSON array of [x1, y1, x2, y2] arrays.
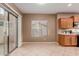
[[58, 33, 79, 35]]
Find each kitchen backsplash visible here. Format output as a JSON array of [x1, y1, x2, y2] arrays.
[[59, 29, 79, 34]]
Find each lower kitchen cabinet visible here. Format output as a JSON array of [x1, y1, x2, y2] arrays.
[[58, 35, 77, 46], [64, 36, 71, 45], [71, 36, 77, 45]]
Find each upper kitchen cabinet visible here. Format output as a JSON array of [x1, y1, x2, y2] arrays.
[[71, 16, 79, 28], [59, 18, 73, 29], [72, 16, 79, 22]]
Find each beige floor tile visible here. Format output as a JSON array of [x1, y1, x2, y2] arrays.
[[9, 42, 79, 56]]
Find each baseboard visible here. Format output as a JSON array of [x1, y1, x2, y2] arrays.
[[23, 42, 58, 44]]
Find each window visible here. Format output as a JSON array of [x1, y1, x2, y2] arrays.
[[32, 20, 48, 37], [0, 7, 4, 15]]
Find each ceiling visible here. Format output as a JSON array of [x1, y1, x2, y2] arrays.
[[14, 3, 79, 14]]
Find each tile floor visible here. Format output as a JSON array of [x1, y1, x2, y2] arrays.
[[9, 42, 79, 56]]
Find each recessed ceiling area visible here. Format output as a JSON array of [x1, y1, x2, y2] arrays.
[[14, 3, 79, 14]]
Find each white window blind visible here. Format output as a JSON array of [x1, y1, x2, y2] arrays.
[[32, 20, 48, 37]]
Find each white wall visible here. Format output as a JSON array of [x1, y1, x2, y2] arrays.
[[18, 16, 22, 47]]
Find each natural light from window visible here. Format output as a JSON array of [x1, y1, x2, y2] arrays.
[[32, 20, 48, 37]]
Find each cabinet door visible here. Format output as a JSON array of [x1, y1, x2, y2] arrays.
[[67, 19, 73, 28], [73, 16, 79, 22], [58, 35, 64, 45], [59, 18, 73, 29], [59, 18, 67, 28], [64, 36, 71, 45], [71, 36, 77, 45]]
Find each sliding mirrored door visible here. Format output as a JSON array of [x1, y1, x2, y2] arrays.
[[0, 6, 18, 55], [0, 7, 8, 55], [8, 13, 17, 53]]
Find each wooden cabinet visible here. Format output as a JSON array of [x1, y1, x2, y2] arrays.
[[71, 36, 77, 45], [58, 35, 77, 46], [59, 18, 73, 29], [58, 35, 64, 45], [64, 35, 71, 45], [72, 16, 79, 22]]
